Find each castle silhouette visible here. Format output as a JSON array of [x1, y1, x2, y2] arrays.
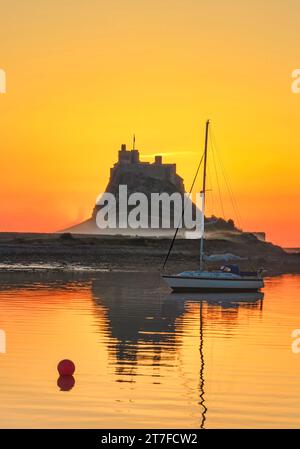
[[111, 143, 183, 190], [62, 142, 187, 237]]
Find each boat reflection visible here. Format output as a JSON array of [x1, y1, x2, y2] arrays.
[[165, 290, 264, 306], [92, 273, 264, 427]]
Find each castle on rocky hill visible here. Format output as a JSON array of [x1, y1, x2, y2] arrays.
[[62, 143, 187, 236]]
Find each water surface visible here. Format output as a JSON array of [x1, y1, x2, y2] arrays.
[[0, 272, 299, 428]]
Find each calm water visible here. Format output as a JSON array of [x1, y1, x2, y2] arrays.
[[0, 271, 300, 428]]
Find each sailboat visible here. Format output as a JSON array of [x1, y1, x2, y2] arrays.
[[162, 120, 264, 292]]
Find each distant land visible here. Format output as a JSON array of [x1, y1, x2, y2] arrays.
[[0, 231, 299, 275], [284, 248, 300, 254]]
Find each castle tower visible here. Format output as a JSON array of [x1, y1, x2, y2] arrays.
[[130, 150, 139, 163], [118, 144, 140, 164], [118, 144, 131, 164]]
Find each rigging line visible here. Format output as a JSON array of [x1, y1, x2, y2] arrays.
[[221, 154, 243, 229], [214, 138, 243, 228], [207, 145, 218, 217], [210, 127, 243, 229], [162, 152, 205, 271], [209, 128, 225, 219], [207, 160, 216, 217], [207, 145, 222, 221]]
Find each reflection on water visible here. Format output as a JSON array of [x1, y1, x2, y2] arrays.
[[57, 375, 75, 392], [0, 271, 299, 428], [92, 274, 186, 381]]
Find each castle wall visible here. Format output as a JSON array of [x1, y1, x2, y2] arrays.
[[110, 163, 182, 189], [108, 145, 184, 193]]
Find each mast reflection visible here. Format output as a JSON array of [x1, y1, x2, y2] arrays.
[[165, 290, 264, 428]]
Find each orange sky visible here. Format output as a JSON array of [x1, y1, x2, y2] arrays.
[[0, 0, 299, 246]]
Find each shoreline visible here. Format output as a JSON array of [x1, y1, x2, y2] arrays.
[[0, 232, 299, 276]]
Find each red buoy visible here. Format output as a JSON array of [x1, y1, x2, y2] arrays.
[[57, 359, 75, 376]]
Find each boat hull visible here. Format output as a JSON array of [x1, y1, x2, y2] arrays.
[[163, 275, 264, 292], [166, 291, 264, 302]]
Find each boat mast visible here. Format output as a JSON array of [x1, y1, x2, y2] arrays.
[[199, 120, 209, 271]]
